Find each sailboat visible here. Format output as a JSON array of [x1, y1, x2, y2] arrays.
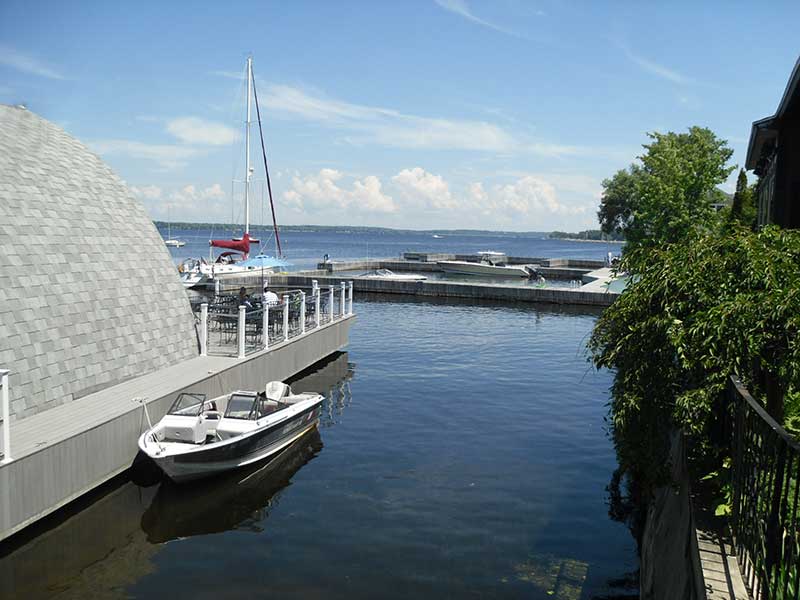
[[180, 56, 289, 288], [164, 205, 186, 247]]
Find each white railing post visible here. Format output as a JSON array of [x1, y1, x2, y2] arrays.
[[283, 295, 290, 341], [315, 288, 321, 328], [328, 285, 334, 322], [237, 305, 246, 358], [1, 369, 9, 463], [340, 281, 346, 317], [348, 281, 354, 315], [214, 278, 221, 297], [200, 303, 208, 356], [300, 291, 306, 335], [268, 302, 269, 350]]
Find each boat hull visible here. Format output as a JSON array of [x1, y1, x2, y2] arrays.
[[436, 260, 530, 278], [141, 402, 322, 482]]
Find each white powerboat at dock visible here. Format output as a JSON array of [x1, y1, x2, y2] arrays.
[[359, 268, 427, 281], [437, 251, 541, 278], [138, 381, 323, 482]]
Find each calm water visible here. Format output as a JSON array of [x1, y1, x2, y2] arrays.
[[158, 225, 622, 271], [0, 296, 637, 599]]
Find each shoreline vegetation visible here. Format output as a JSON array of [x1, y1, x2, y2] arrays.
[[152, 221, 622, 241]]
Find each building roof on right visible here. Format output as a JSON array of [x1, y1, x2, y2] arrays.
[[746, 56, 800, 172]]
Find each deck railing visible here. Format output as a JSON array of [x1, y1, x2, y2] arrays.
[[0, 369, 10, 464], [198, 281, 353, 358], [727, 377, 800, 599]]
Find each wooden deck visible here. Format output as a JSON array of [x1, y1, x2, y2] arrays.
[[0, 314, 355, 542]]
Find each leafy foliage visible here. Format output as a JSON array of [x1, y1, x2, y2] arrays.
[[598, 165, 643, 238], [590, 226, 800, 491], [624, 127, 735, 253], [728, 168, 757, 230]]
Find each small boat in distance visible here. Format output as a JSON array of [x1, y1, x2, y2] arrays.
[[437, 252, 541, 278], [359, 268, 427, 281], [164, 207, 185, 247], [138, 381, 323, 482]]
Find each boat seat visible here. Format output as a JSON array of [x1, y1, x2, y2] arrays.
[[265, 381, 290, 402], [257, 398, 282, 418]]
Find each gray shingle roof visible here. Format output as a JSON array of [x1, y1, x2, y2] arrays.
[[0, 104, 199, 421]]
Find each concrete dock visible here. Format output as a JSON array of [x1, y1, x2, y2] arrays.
[[273, 274, 618, 307]]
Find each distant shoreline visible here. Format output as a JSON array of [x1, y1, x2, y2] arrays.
[[553, 238, 625, 244]]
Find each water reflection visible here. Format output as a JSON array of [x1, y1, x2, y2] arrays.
[[142, 429, 323, 543], [0, 351, 355, 599]]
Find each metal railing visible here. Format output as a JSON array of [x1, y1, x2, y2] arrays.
[[728, 377, 800, 599], [1, 369, 10, 464], [198, 281, 354, 358]]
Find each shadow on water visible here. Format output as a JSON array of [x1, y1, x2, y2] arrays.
[[0, 351, 355, 600], [141, 429, 323, 543]]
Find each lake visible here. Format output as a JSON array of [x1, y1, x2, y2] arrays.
[[159, 225, 622, 271], [0, 295, 637, 599]]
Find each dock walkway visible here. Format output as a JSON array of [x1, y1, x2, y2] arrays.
[[274, 275, 619, 307], [0, 315, 354, 542]]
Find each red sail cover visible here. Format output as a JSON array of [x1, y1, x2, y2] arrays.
[[210, 232, 251, 257]]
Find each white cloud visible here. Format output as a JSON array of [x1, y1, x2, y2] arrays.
[[392, 167, 457, 209], [263, 84, 520, 153], [166, 117, 237, 146], [283, 169, 396, 214], [0, 45, 65, 80], [135, 183, 228, 220], [210, 70, 245, 80], [278, 167, 598, 229], [434, 0, 520, 38], [614, 41, 690, 85], [130, 185, 163, 200], [89, 140, 203, 170]]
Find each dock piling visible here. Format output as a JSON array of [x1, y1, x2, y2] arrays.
[[283, 295, 289, 341], [1, 369, 9, 463], [300, 292, 306, 335], [199, 303, 208, 357], [348, 281, 354, 315], [237, 305, 246, 358], [315, 288, 321, 328], [268, 302, 269, 350]]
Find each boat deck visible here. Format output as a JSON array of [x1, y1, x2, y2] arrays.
[[10, 354, 236, 461]]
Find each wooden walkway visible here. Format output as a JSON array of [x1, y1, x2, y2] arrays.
[[9, 353, 236, 460]]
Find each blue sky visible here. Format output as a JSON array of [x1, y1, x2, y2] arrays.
[[1, 1, 798, 231]]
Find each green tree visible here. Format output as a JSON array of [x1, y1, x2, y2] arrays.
[[728, 168, 757, 229], [589, 226, 800, 492], [598, 165, 642, 238], [625, 127, 735, 254]]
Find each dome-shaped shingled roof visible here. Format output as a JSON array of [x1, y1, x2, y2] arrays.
[[0, 104, 199, 420]]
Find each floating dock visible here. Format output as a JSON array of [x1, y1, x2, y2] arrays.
[[0, 105, 355, 543]]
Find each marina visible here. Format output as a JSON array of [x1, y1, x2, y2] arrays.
[[0, 297, 638, 599]]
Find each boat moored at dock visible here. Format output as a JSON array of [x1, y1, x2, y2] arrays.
[[359, 268, 427, 281], [138, 382, 323, 482], [437, 257, 540, 278]]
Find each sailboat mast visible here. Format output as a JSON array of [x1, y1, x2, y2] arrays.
[[244, 55, 252, 235]]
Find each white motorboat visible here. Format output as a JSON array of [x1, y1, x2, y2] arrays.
[[437, 256, 540, 278], [165, 239, 186, 248], [138, 381, 324, 482], [359, 268, 427, 281]]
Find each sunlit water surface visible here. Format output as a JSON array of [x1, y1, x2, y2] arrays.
[[0, 296, 637, 599]]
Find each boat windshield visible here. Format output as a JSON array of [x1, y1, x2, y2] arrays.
[[224, 393, 258, 420], [167, 393, 207, 417]]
